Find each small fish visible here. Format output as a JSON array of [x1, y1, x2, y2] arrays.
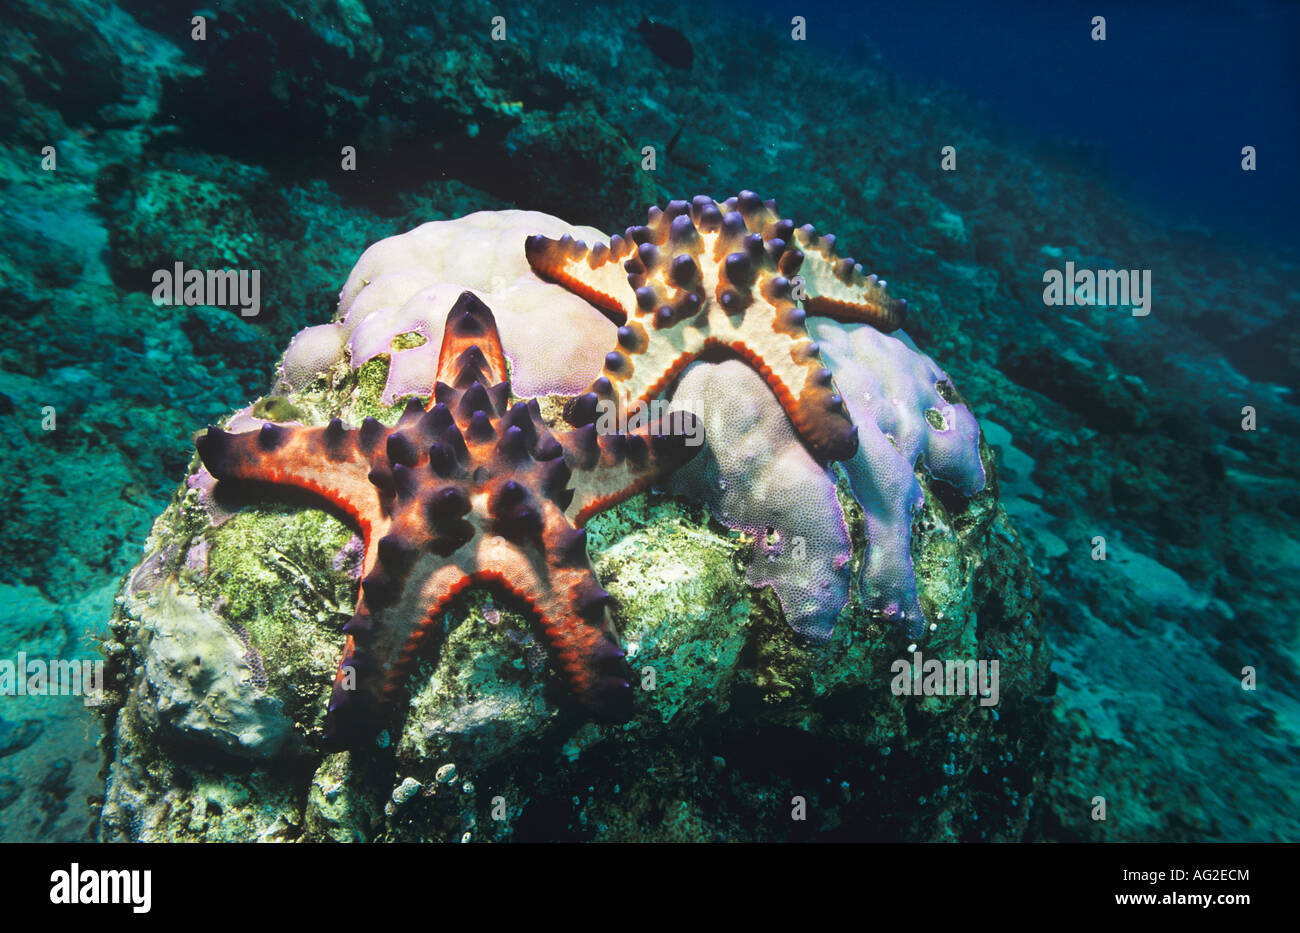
[[666, 122, 685, 157], [664, 118, 710, 173], [636, 15, 693, 70]]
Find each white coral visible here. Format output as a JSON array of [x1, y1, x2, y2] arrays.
[[335, 210, 614, 400]]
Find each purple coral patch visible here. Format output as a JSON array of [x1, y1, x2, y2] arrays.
[[186, 467, 236, 527], [668, 360, 852, 640], [808, 319, 985, 637], [331, 534, 365, 578]]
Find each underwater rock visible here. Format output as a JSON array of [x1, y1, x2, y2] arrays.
[[500, 103, 662, 225], [97, 207, 1050, 841], [100, 414, 1045, 839], [0, 779, 19, 811], [0, 718, 44, 759], [999, 339, 1149, 434], [128, 584, 292, 758], [144, 0, 383, 162], [3, 0, 128, 130], [96, 161, 273, 297]]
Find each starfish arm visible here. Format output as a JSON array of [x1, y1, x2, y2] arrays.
[[476, 490, 633, 719], [531, 518, 633, 720], [699, 305, 859, 463], [794, 230, 907, 331], [325, 558, 473, 745], [526, 583, 630, 721], [436, 290, 510, 386], [525, 233, 635, 325], [196, 420, 387, 543], [557, 412, 702, 526], [599, 325, 704, 412]]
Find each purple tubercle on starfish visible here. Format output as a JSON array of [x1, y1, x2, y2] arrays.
[[196, 292, 701, 746]]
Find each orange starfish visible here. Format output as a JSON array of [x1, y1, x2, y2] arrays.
[[197, 292, 700, 745], [525, 191, 906, 462]]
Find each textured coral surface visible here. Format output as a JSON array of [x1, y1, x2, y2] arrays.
[[668, 360, 852, 639], [332, 211, 615, 400], [810, 319, 986, 636]]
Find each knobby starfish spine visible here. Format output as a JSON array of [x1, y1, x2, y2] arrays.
[[197, 292, 700, 746]]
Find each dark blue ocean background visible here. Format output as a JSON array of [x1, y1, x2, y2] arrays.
[[738, 0, 1300, 248]]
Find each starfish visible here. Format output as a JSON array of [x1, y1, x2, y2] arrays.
[[524, 190, 907, 462], [196, 292, 700, 746]]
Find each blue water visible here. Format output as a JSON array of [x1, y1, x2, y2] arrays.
[[744, 0, 1300, 247]]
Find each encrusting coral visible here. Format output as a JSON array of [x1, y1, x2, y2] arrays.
[[197, 292, 699, 744], [276, 211, 615, 402], [667, 359, 852, 639], [810, 319, 985, 636], [664, 324, 985, 639]]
